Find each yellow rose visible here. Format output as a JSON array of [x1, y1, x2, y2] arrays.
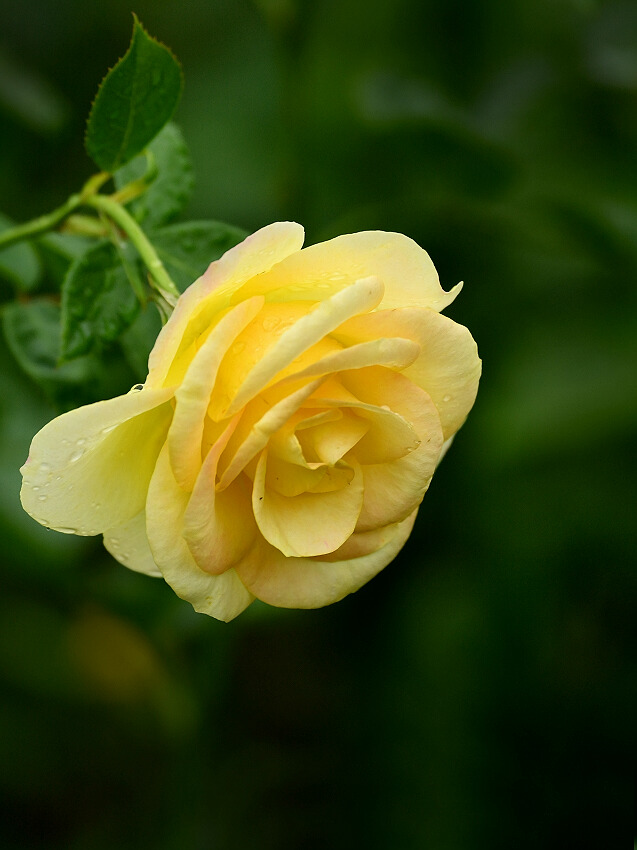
[[20, 223, 480, 621]]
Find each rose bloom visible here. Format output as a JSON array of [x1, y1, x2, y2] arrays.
[[21, 223, 480, 621]]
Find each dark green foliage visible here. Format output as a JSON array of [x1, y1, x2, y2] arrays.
[[60, 241, 141, 360], [114, 123, 194, 227], [85, 15, 183, 173], [2, 299, 131, 409], [0, 2, 636, 849], [0, 213, 41, 292]]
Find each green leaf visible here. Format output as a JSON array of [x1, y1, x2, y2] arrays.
[[3, 300, 136, 410], [152, 221, 248, 292], [61, 241, 141, 360], [119, 302, 162, 378], [3, 300, 99, 409], [85, 15, 183, 173], [36, 232, 94, 288], [0, 213, 41, 291], [113, 123, 194, 227]]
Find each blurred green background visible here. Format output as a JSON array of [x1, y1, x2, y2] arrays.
[[0, 1, 635, 847]]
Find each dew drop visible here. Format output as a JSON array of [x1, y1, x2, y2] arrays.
[[76, 438, 86, 447], [32, 486, 40, 492], [37, 494, 47, 501], [70, 450, 84, 463], [231, 341, 246, 354], [110, 538, 120, 548], [101, 424, 117, 435], [443, 394, 452, 403], [130, 383, 144, 392], [57, 527, 78, 535], [40, 463, 51, 474], [262, 316, 280, 332]]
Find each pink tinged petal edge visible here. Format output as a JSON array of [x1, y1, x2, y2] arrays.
[[168, 296, 265, 490], [103, 510, 162, 577], [235, 509, 418, 609], [20, 387, 174, 536], [235, 230, 461, 312], [147, 222, 305, 389], [146, 443, 254, 622]]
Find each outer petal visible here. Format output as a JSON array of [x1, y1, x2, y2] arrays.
[[168, 296, 264, 489], [334, 307, 481, 439], [147, 222, 305, 388], [20, 387, 173, 536], [146, 444, 254, 622], [103, 511, 161, 577], [232, 230, 461, 312], [252, 450, 365, 558], [235, 509, 417, 609]]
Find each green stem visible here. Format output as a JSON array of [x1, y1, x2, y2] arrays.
[[86, 194, 179, 300], [0, 194, 82, 251]]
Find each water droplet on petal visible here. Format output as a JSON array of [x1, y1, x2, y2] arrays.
[[37, 494, 47, 501], [130, 383, 144, 393], [443, 394, 452, 403], [57, 527, 78, 535], [262, 316, 281, 332], [101, 424, 117, 435], [231, 341, 246, 354], [32, 486, 40, 492], [70, 450, 84, 463], [40, 463, 51, 474]]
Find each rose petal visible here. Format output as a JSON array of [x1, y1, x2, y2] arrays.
[[168, 296, 264, 490], [103, 511, 161, 577], [181, 415, 257, 575], [339, 369, 444, 530], [213, 275, 384, 418], [231, 230, 460, 312], [147, 222, 305, 389], [216, 378, 324, 490], [252, 450, 364, 558], [302, 411, 369, 465], [20, 387, 173, 536], [334, 307, 481, 439], [236, 509, 417, 608], [277, 336, 420, 385], [303, 376, 423, 465], [146, 444, 254, 622]]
